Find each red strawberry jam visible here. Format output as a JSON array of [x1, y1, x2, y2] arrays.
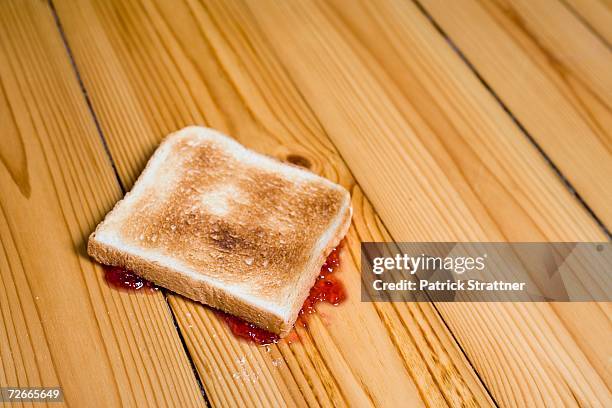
[[300, 244, 345, 315], [222, 242, 346, 345], [104, 266, 157, 291], [218, 311, 280, 345], [103, 243, 346, 345]]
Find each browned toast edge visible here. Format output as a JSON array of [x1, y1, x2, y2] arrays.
[[87, 201, 351, 336], [87, 126, 353, 336], [87, 233, 287, 333], [280, 204, 353, 334]]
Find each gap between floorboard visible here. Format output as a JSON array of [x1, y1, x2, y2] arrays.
[[46, 0, 210, 404], [412, 0, 612, 240]]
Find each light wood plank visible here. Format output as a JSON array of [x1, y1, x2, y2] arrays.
[[238, 0, 612, 405], [52, 0, 612, 406], [0, 1, 205, 406], [564, 0, 612, 45], [51, 0, 496, 406], [420, 0, 612, 228]]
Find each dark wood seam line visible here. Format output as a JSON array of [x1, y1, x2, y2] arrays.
[[322, 0, 526, 244], [234, 2, 498, 403], [45, 1, 210, 405], [303, 96, 497, 404], [285, 1, 502, 403], [412, 0, 612, 240], [476, 0, 611, 152], [46, 0, 124, 194], [244, 6, 499, 405], [1, 15, 102, 401]]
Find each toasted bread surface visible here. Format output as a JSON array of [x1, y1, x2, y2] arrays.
[[88, 126, 351, 335]]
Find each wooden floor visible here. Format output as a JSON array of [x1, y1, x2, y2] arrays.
[[0, 0, 610, 406]]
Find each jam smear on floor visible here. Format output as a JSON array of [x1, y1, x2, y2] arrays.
[[104, 266, 157, 292], [300, 244, 345, 315], [103, 243, 346, 345], [218, 311, 281, 345], [222, 242, 346, 345]]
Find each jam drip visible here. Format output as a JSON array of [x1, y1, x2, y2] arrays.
[[104, 266, 156, 291], [300, 245, 345, 315], [218, 312, 280, 345], [222, 243, 346, 345], [103, 244, 346, 345]]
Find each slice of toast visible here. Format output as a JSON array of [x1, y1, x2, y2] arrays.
[[88, 126, 352, 336]]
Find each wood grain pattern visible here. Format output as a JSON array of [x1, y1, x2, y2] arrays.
[[420, 0, 612, 228], [319, 0, 612, 387], [564, 0, 612, 45], [169, 193, 493, 407], [245, 2, 611, 405], [0, 1, 205, 406], [241, 1, 611, 405], [52, 0, 494, 406], [54, 0, 612, 405], [9, 0, 608, 406]]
